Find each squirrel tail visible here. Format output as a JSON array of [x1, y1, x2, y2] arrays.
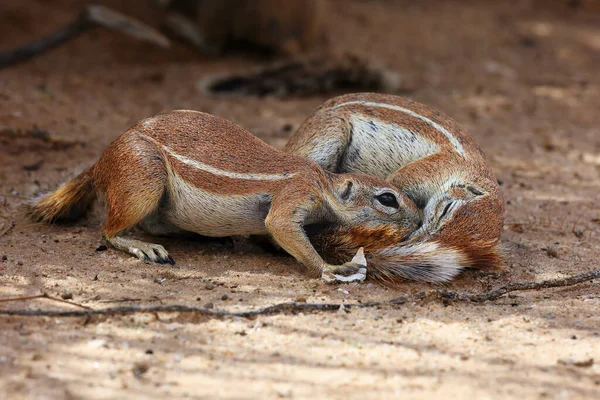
[[28, 168, 96, 224], [363, 240, 502, 283], [310, 225, 502, 284]]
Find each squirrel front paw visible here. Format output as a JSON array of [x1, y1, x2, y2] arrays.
[[321, 248, 367, 283]]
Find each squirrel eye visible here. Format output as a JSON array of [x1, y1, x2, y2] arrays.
[[468, 185, 484, 196], [376, 193, 400, 209], [341, 181, 353, 200]]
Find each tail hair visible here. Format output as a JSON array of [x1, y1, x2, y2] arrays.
[[366, 241, 469, 283], [28, 168, 95, 224], [309, 225, 502, 285]]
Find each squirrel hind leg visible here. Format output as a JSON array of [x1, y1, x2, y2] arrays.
[[102, 186, 174, 264], [98, 142, 172, 263]]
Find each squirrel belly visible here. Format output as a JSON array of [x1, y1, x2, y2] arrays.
[[287, 93, 505, 283]]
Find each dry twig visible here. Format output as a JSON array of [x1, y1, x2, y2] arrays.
[[0, 293, 92, 310], [0, 268, 597, 319]]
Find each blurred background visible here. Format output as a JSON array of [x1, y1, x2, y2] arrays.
[[1, 1, 599, 398]]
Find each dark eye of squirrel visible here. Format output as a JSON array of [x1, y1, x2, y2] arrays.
[[376, 193, 400, 209], [440, 202, 453, 219], [341, 181, 353, 200]]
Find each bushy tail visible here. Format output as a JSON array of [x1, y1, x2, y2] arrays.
[[28, 168, 96, 223], [362, 241, 472, 283], [309, 225, 502, 284]]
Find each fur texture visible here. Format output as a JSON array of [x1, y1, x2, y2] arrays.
[[29, 110, 421, 281], [286, 93, 505, 284]]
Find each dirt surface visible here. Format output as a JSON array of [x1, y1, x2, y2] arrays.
[[1, 1, 599, 399]]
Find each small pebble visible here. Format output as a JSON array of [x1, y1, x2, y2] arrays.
[[17, 260, 23, 266], [60, 291, 73, 300], [295, 297, 307, 303], [95, 245, 107, 252], [205, 283, 215, 290], [1, 255, 7, 261], [132, 362, 149, 378], [145, 349, 154, 355], [221, 294, 229, 301], [545, 247, 558, 258], [203, 302, 214, 309]]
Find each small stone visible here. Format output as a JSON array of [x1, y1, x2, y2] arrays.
[[145, 349, 154, 355], [1, 255, 7, 261], [95, 245, 107, 252], [154, 277, 166, 284], [205, 284, 215, 290], [60, 291, 73, 300], [196, 297, 202, 301], [221, 294, 229, 301], [203, 302, 214, 309], [132, 362, 149, 378], [545, 247, 558, 258], [295, 297, 307, 303], [17, 260, 23, 266]]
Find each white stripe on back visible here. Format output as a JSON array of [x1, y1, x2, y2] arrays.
[[150, 137, 295, 181], [331, 100, 465, 156]]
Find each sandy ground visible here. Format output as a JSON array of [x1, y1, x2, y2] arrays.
[[1, 0, 599, 399]]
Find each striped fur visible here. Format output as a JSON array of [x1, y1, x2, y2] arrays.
[[286, 93, 505, 283], [28, 109, 421, 278]]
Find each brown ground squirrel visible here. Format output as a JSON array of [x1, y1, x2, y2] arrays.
[[284, 93, 505, 283], [28, 110, 420, 283]]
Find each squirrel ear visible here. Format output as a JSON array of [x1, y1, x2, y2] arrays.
[[340, 180, 354, 201]]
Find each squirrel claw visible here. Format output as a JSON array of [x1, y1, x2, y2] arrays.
[[128, 243, 174, 264]]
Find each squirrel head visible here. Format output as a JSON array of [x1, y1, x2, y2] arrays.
[[328, 173, 422, 234], [412, 177, 505, 269]]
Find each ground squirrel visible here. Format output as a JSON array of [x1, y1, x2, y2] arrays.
[[28, 110, 420, 283], [285, 93, 505, 283]]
